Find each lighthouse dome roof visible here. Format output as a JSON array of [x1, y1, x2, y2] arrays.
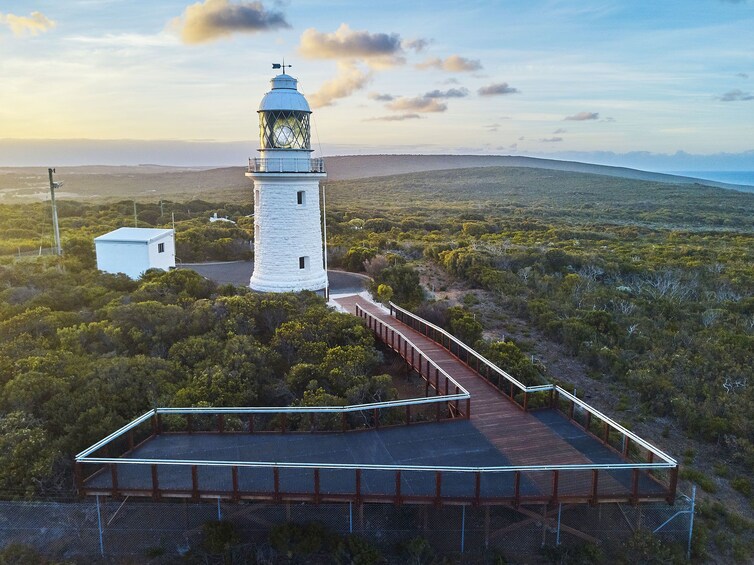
[[258, 73, 311, 113]]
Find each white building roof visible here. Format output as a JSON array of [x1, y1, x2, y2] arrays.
[[95, 227, 173, 244]]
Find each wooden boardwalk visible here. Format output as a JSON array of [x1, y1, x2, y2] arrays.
[[335, 295, 652, 499]]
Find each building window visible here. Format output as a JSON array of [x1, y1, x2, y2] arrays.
[[297, 190, 305, 206], [299, 256, 309, 270], [158, 243, 165, 253]]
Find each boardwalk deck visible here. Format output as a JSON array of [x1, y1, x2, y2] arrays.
[[77, 295, 674, 505]]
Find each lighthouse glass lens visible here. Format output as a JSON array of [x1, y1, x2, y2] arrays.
[[260, 111, 310, 150]]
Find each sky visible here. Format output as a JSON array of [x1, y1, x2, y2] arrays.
[[0, 0, 753, 170]]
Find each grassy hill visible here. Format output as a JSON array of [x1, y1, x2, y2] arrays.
[[0, 154, 749, 204]]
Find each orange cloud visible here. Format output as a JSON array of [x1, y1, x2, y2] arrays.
[[308, 61, 372, 108], [0, 11, 56, 36], [299, 24, 406, 69], [172, 0, 289, 44], [416, 55, 482, 72]]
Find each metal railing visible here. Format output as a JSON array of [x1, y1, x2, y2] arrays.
[[387, 302, 677, 471], [355, 303, 471, 418], [73, 302, 677, 506], [247, 157, 325, 173], [75, 407, 676, 504]]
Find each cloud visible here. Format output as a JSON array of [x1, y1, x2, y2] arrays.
[[0, 11, 56, 36], [300, 23, 407, 68], [403, 38, 429, 53], [366, 114, 422, 121], [565, 111, 599, 121], [308, 61, 372, 108], [424, 87, 469, 99], [736, 72, 749, 79], [369, 92, 395, 102], [485, 123, 500, 132], [172, 0, 290, 44], [719, 89, 754, 101], [416, 55, 482, 72], [387, 96, 447, 113], [540, 137, 563, 143], [553, 128, 567, 134], [478, 82, 519, 96]]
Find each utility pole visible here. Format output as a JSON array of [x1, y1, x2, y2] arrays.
[[133, 201, 138, 227], [48, 168, 62, 256]]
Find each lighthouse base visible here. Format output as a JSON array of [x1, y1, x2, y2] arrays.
[[249, 271, 328, 294]]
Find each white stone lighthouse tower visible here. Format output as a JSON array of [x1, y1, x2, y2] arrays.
[[247, 70, 328, 293]]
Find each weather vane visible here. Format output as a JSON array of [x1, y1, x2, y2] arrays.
[[272, 59, 292, 73]]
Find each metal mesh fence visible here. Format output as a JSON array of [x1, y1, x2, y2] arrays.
[[0, 492, 693, 561]]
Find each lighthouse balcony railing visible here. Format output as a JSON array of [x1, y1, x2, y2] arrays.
[[248, 157, 325, 173]]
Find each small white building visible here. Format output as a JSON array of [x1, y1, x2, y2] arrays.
[[95, 227, 175, 279]]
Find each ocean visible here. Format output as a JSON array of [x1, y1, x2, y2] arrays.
[[674, 171, 754, 188]]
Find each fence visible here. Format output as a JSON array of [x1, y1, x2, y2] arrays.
[[387, 301, 678, 502], [0, 491, 695, 561]]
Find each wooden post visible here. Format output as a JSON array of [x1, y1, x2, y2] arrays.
[[603, 422, 610, 445], [584, 411, 592, 433], [192, 465, 199, 500], [623, 436, 631, 457], [514, 471, 521, 507], [110, 464, 119, 497], [435, 471, 442, 504], [217, 414, 224, 433], [355, 469, 362, 502], [395, 471, 402, 505], [151, 464, 160, 501], [666, 467, 679, 504], [281, 413, 287, 434], [314, 468, 320, 504], [569, 400, 575, 420], [248, 414, 255, 433], [273, 467, 280, 502], [591, 469, 599, 505], [232, 466, 239, 502], [187, 414, 193, 434], [475, 472, 481, 505], [552, 470, 559, 503], [631, 469, 640, 505], [74, 463, 83, 494]]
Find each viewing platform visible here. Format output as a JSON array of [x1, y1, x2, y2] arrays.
[[76, 297, 676, 507]]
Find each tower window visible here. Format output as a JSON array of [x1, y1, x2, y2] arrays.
[[297, 190, 305, 206], [299, 256, 309, 270], [157, 243, 165, 253]]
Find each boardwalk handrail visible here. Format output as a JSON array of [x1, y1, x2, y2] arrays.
[[388, 301, 677, 467], [389, 301, 533, 394], [355, 303, 469, 397], [76, 455, 676, 472]]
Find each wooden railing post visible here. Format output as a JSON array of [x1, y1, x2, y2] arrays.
[[314, 468, 321, 504], [514, 471, 521, 507], [551, 470, 559, 503], [355, 469, 362, 502], [110, 464, 119, 497], [590, 469, 599, 505], [248, 414, 255, 433], [666, 467, 679, 504], [475, 472, 481, 505], [631, 469, 639, 505], [192, 465, 199, 500], [232, 466, 239, 502], [187, 414, 193, 434], [395, 471, 402, 505], [151, 464, 160, 501], [523, 391, 529, 411], [273, 467, 281, 502], [217, 414, 224, 433]]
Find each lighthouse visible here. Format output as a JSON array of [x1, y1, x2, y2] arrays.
[[247, 69, 328, 293]]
